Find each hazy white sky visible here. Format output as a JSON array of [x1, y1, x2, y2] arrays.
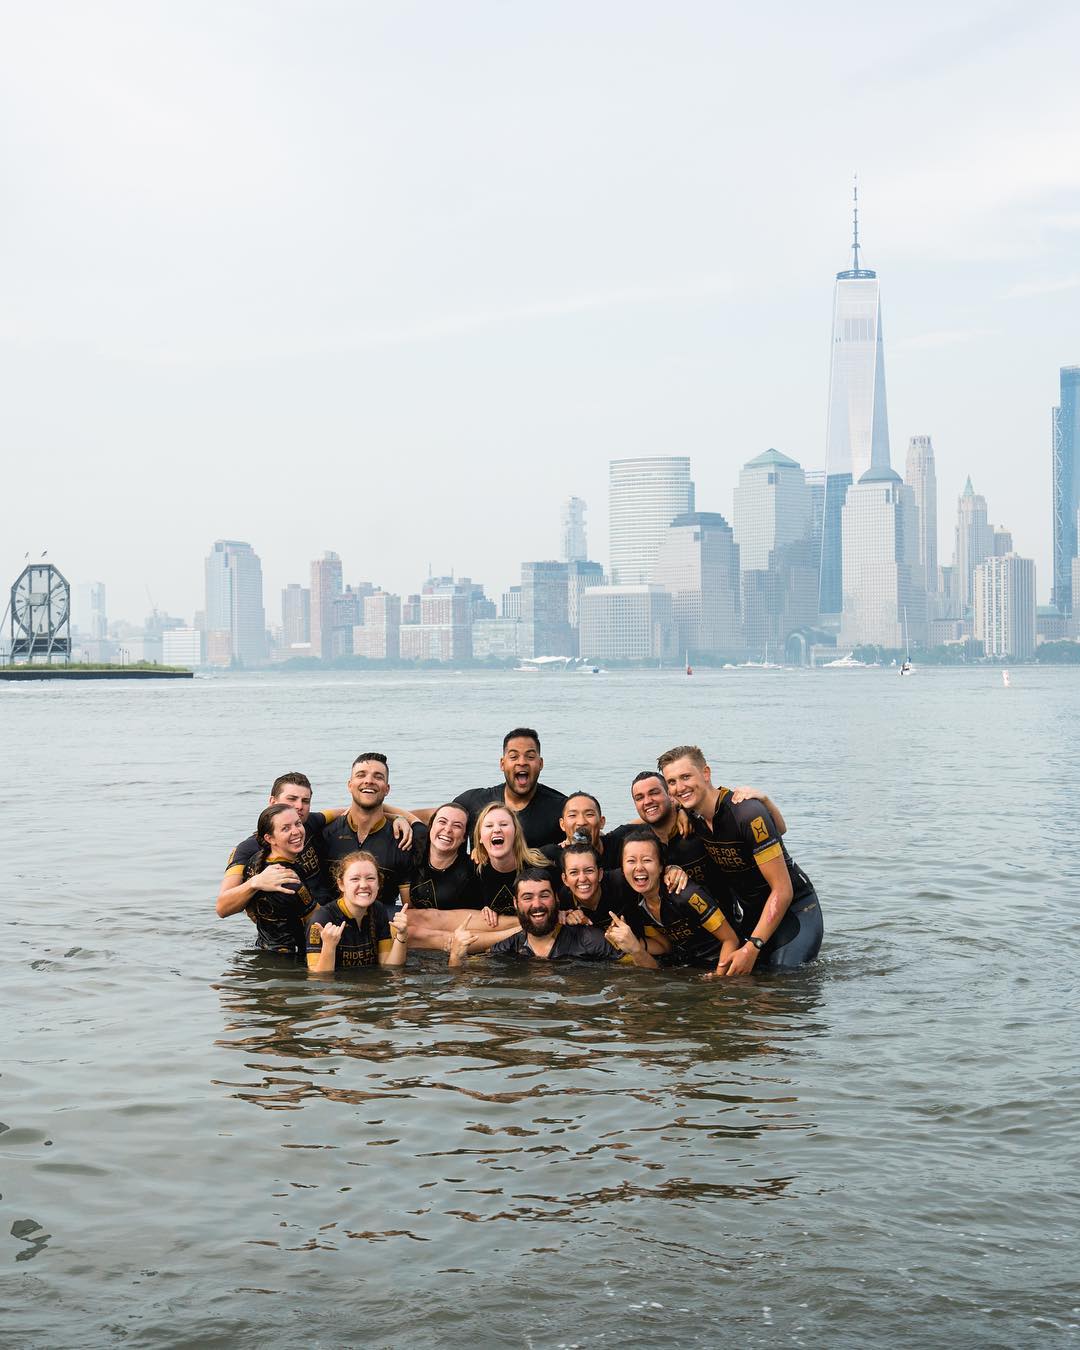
[[3, 0, 1079, 621]]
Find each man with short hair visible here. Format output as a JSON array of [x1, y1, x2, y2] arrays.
[[448, 869, 656, 967], [451, 728, 567, 848], [217, 772, 337, 915], [539, 790, 625, 868], [658, 745, 822, 973], [319, 753, 414, 908]]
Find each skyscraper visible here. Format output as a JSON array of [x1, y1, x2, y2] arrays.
[[732, 448, 811, 571], [820, 186, 892, 614], [609, 457, 695, 584], [904, 436, 938, 594], [204, 540, 266, 667], [310, 551, 343, 659], [652, 512, 742, 657], [954, 478, 993, 616], [561, 497, 588, 563], [973, 554, 1036, 659], [520, 561, 572, 658], [281, 584, 311, 647], [566, 559, 605, 653], [839, 468, 926, 650], [1051, 366, 1080, 615], [579, 585, 678, 662]]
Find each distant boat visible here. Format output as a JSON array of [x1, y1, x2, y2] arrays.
[[1003, 670, 1011, 687], [685, 650, 693, 676], [824, 653, 867, 668]]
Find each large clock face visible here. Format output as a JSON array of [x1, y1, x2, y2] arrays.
[[12, 566, 70, 637]]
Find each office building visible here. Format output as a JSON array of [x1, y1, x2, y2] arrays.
[[310, 552, 343, 659], [954, 478, 993, 616], [839, 467, 926, 650], [904, 436, 938, 593], [204, 539, 266, 667], [561, 497, 588, 564], [354, 591, 401, 660], [472, 619, 522, 660], [281, 584, 310, 647], [566, 560, 605, 652], [652, 512, 742, 657], [162, 627, 204, 667], [992, 527, 1013, 557], [732, 448, 812, 571], [521, 561, 572, 658], [973, 554, 1036, 659], [501, 586, 522, 620], [579, 585, 678, 661], [820, 188, 892, 614], [609, 457, 695, 584], [397, 577, 472, 662], [1052, 366, 1080, 614], [74, 582, 108, 640]]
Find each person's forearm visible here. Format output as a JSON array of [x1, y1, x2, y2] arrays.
[[629, 947, 659, 969], [381, 935, 408, 967], [216, 878, 257, 917], [308, 948, 338, 974], [383, 802, 422, 824], [748, 888, 792, 945]]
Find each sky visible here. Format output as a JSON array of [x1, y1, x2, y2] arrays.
[[3, 0, 1079, 623]]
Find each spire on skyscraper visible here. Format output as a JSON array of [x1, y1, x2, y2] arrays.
[[852, 176, 860, 272], [838, 175, 876, 281]]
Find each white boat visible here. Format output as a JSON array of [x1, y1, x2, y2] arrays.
[[823, 653, 867, 668], [1003, 670, 1011, 687]]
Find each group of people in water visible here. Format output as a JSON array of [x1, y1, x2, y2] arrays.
[[216, 728, 824, 977]]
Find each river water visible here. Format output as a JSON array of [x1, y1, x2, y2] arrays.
[[1, 666, 1077, 1348]]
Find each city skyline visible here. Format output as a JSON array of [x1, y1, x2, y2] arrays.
[[3, 4, 1080, 619]]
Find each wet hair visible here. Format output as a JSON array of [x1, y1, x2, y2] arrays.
[[333, 849, 380, 893], [352, 751, 389, 771], [513, 867, 556, 899], [631, 770, 667, 791], [560, 841, 601, 873], [562, 789, 602, 816], [619, 826, 663, 862], [251, 803, 302, 872], [471, 801, 548, 871], [657, 745, 707, 772], [271, 771, 312, 798], [502, 727, 540, 753]]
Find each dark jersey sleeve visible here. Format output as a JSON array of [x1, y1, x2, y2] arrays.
[[678, 883, 731, 940], [226, 834, 258, 875], [489, 933, 526, 958], [732, 800, 784, 868]]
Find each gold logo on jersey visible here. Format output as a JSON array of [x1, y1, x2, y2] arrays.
[[308, 924, 322, 947], [751, 816, 770, 844], [687, 893, 708, 915]]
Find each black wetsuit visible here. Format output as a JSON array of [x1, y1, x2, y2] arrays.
[[454, 782, 568, 849], [634, 880, 732, 968], [240, 854, 319, 955], [225, 811, 332, 901], [318, 812, 414, 908], [489, 923, 634, 963], [305, 898, 393, 969], [407, 825, 474, 909], [693, 789, 822, 968]]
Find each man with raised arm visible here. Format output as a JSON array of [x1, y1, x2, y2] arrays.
[[318, 753, 415, 909], [447, 869, 657, 968], [658, 745, 823, 974]]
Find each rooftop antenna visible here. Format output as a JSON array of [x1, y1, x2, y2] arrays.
[[852, 174, 860, 272]]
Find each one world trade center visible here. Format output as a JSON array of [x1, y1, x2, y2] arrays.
[[819, 187, 892, 616]]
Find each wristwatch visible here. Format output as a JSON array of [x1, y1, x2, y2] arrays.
[[745, 936, 765, 951]]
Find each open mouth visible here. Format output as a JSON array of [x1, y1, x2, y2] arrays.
[[489, 831, 506, 847]]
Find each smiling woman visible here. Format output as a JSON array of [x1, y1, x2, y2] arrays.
[[215, 804, 319, 955]]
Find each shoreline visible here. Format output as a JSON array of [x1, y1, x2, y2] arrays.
[[0, 668, 194, 681]]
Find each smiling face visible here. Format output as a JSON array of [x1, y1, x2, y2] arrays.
[[560, 794, 604, 844], [562, 854, 601, 907], [479, 807, 516, 865], [515, 879, 559, 936], [662, 756, 712, 814], [631, 774, 675, 829], [430, 804, 468, 854], [271, 782, 312, 824], [340, 858, 380, 913], [348, 758, 390, 812], [500, 735, 542, 798], [264, 808, 305, 859], [622, 840, 663, 897]]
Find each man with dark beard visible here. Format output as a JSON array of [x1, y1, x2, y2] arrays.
[[447, 869, 656, 967]]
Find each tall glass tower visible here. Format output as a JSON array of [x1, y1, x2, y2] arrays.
[[820, 186, 892, 614], [1052, 366, 1080, 615], [609, 457, 695, 585]]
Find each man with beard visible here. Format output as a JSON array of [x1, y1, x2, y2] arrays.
[[447, 870, 657, 967], [451, 728, 567, 849], [319, 753, 414, 908], [658, 744, 822, 973]]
